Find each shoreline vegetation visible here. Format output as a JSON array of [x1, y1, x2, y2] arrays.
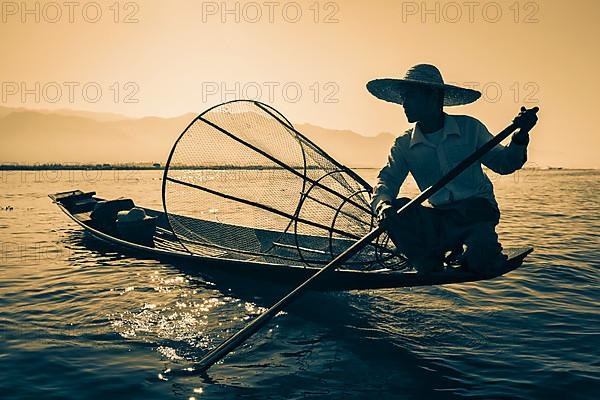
[[0, 163, 164, 170], [0, 164, 589, 171], [0, 163, 369, 171]]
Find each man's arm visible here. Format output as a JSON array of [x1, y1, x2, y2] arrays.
[[371, 137, 409, 214], [477, 119, 529, 175]]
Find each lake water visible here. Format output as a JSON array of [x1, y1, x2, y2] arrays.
[[0, 168, 598, 399]]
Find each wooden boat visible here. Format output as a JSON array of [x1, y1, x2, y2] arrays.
[[50, 189, 533, 291]]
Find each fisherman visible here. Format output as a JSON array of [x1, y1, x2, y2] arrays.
[[367, 64, 538, 274]]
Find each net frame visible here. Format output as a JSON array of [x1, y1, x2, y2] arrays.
[[161, 100, 407, 270]]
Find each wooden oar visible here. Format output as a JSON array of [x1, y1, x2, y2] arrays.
[[193, 106, 539, 372]]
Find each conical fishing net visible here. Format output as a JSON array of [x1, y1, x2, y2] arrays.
[[162, 100, 406, 270]]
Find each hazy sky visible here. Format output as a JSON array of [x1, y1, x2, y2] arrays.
[[1, 0, 599, 167]]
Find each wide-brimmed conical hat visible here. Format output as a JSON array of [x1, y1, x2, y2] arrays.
[[367, 64, 481, 106]]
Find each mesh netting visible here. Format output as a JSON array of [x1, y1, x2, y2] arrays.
[[162, 100, 406, 270]]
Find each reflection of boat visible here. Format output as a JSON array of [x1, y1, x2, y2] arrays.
[[50, 189, 533, 291]]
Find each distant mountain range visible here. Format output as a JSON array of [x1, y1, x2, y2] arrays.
[[0, 106, 396, 168]]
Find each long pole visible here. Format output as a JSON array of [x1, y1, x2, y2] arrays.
[[194, 107, 538, 372]]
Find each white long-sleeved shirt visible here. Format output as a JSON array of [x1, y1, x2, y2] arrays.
[[371, 113, 528, 212]]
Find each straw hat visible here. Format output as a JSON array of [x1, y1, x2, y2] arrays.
[[366, 64, 481, 106], [117, 207, 152, 222]]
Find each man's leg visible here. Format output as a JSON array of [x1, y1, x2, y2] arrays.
[[438, 198, 505, 273], [462, 221, 507, 274], [386, 197, 444, 273]]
